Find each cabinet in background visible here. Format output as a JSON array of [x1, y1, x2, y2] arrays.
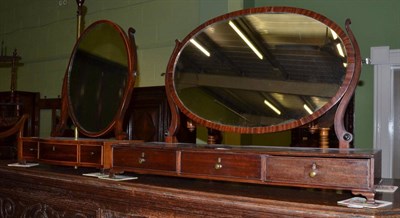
[[125, 86, 195, 143], [0, 91, 39, 159]]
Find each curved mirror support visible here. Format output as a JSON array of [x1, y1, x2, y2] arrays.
[[56, 20, 136, 138], [166, 7, 357, 137]]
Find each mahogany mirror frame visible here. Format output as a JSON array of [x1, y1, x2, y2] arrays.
[[53, 20, 138, 140], [165, 6, 361, 148]]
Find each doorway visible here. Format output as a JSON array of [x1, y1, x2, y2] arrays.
[[392, 67, 400, 178], [372, 46, 400, 178]]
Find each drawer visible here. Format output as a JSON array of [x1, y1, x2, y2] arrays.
[[39, 143, 77, 162], [80, 144, 102, 165], [22, 140, 38, 159], [113, 147, 176, 171], [181, 151, 261, 180], [265, 156, 371, 189]]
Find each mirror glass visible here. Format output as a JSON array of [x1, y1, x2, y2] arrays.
[[174, 12, 348, 128], [68, 22, 130, 133]]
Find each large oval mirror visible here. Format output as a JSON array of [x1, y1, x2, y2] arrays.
[[66, 20, 136, 137], [166, 7, 356, 134]]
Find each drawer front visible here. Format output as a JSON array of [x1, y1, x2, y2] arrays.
[[39, 143, 77, 162], [266, 156, 371, 189], [181, 151, 261, 180], [80, 144, 102, 165], [113, 147, 176, 171], [22, 140, 38, 159]]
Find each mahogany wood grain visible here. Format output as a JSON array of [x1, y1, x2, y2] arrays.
[[80, 144, 102, 165], [0, 91, 40, 137], [39, 142, 78, 162], [110, 142, 380, 202], [265, 156, 370, 189], [180, 151, 262, 180], [18, 136, 38, 162], [165, 6, 358, 136], [113, 146, 176, 171], [335, 19, 362, 148], [20, 137, 139, 169], [0, 114, 29, 160], [53, 20, 137, 139], [0, 161, 398, 217]]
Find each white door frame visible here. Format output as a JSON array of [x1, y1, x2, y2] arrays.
[[372, 46, 400, 178]]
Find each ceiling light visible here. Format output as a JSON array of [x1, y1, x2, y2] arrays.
[[330, 29, 338, 40], [190, 39, 210, 57], [264, 100, 281, 115], [229, 21, 263, 60], [303, 104, 313, 115], [336, 43, 345, 57]]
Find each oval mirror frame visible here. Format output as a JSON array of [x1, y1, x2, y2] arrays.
[[165, 7, 359, 138], [56, 20, 137, 139]]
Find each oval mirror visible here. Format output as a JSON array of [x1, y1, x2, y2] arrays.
[[166, 7, 356, 134], [66, 20, 136, 137]]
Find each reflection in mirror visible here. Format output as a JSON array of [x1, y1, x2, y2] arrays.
[[174, 13, 347, 128], [68, 22, 129, 133]]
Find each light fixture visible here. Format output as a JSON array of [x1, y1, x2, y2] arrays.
[[229, 21, 263, 60], [303, 104, 313, 115], [330, 28, 338, 40], [190, 39, 210, 57], [336, 43, 345, 57], [264, 100, 281, 115]]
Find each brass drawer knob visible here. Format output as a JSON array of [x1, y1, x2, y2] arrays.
[[138, 152, 146, 164], [138, 158, 146, 164], [309, 162, 318, 178], [214, 157, 223, 170]]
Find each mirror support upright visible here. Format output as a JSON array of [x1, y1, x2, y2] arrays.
[[335, 19, 361, 149]]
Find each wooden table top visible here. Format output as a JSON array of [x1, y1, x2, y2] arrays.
[[0, 160, 398, 217]]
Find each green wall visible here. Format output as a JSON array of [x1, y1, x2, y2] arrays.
[[0, 0, 242, 136], [0, 0, 399, 148]]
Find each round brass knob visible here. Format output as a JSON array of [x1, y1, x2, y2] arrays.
[[214, 163, 223, 170], [309, 162, 318, 178], [138, 152, 146, 164], [309, 171, 317, 178], [214, 157, 222, 170]]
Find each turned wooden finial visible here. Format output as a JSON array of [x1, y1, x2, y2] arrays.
[[76, 0, 85, 14], [207, 128, 222, 144], [186, 120, 196, 132], [319, 127, 330, 149], [76, 0, 85, 39]]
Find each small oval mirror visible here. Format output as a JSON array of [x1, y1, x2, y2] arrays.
[[66, 20, 135, 136]]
